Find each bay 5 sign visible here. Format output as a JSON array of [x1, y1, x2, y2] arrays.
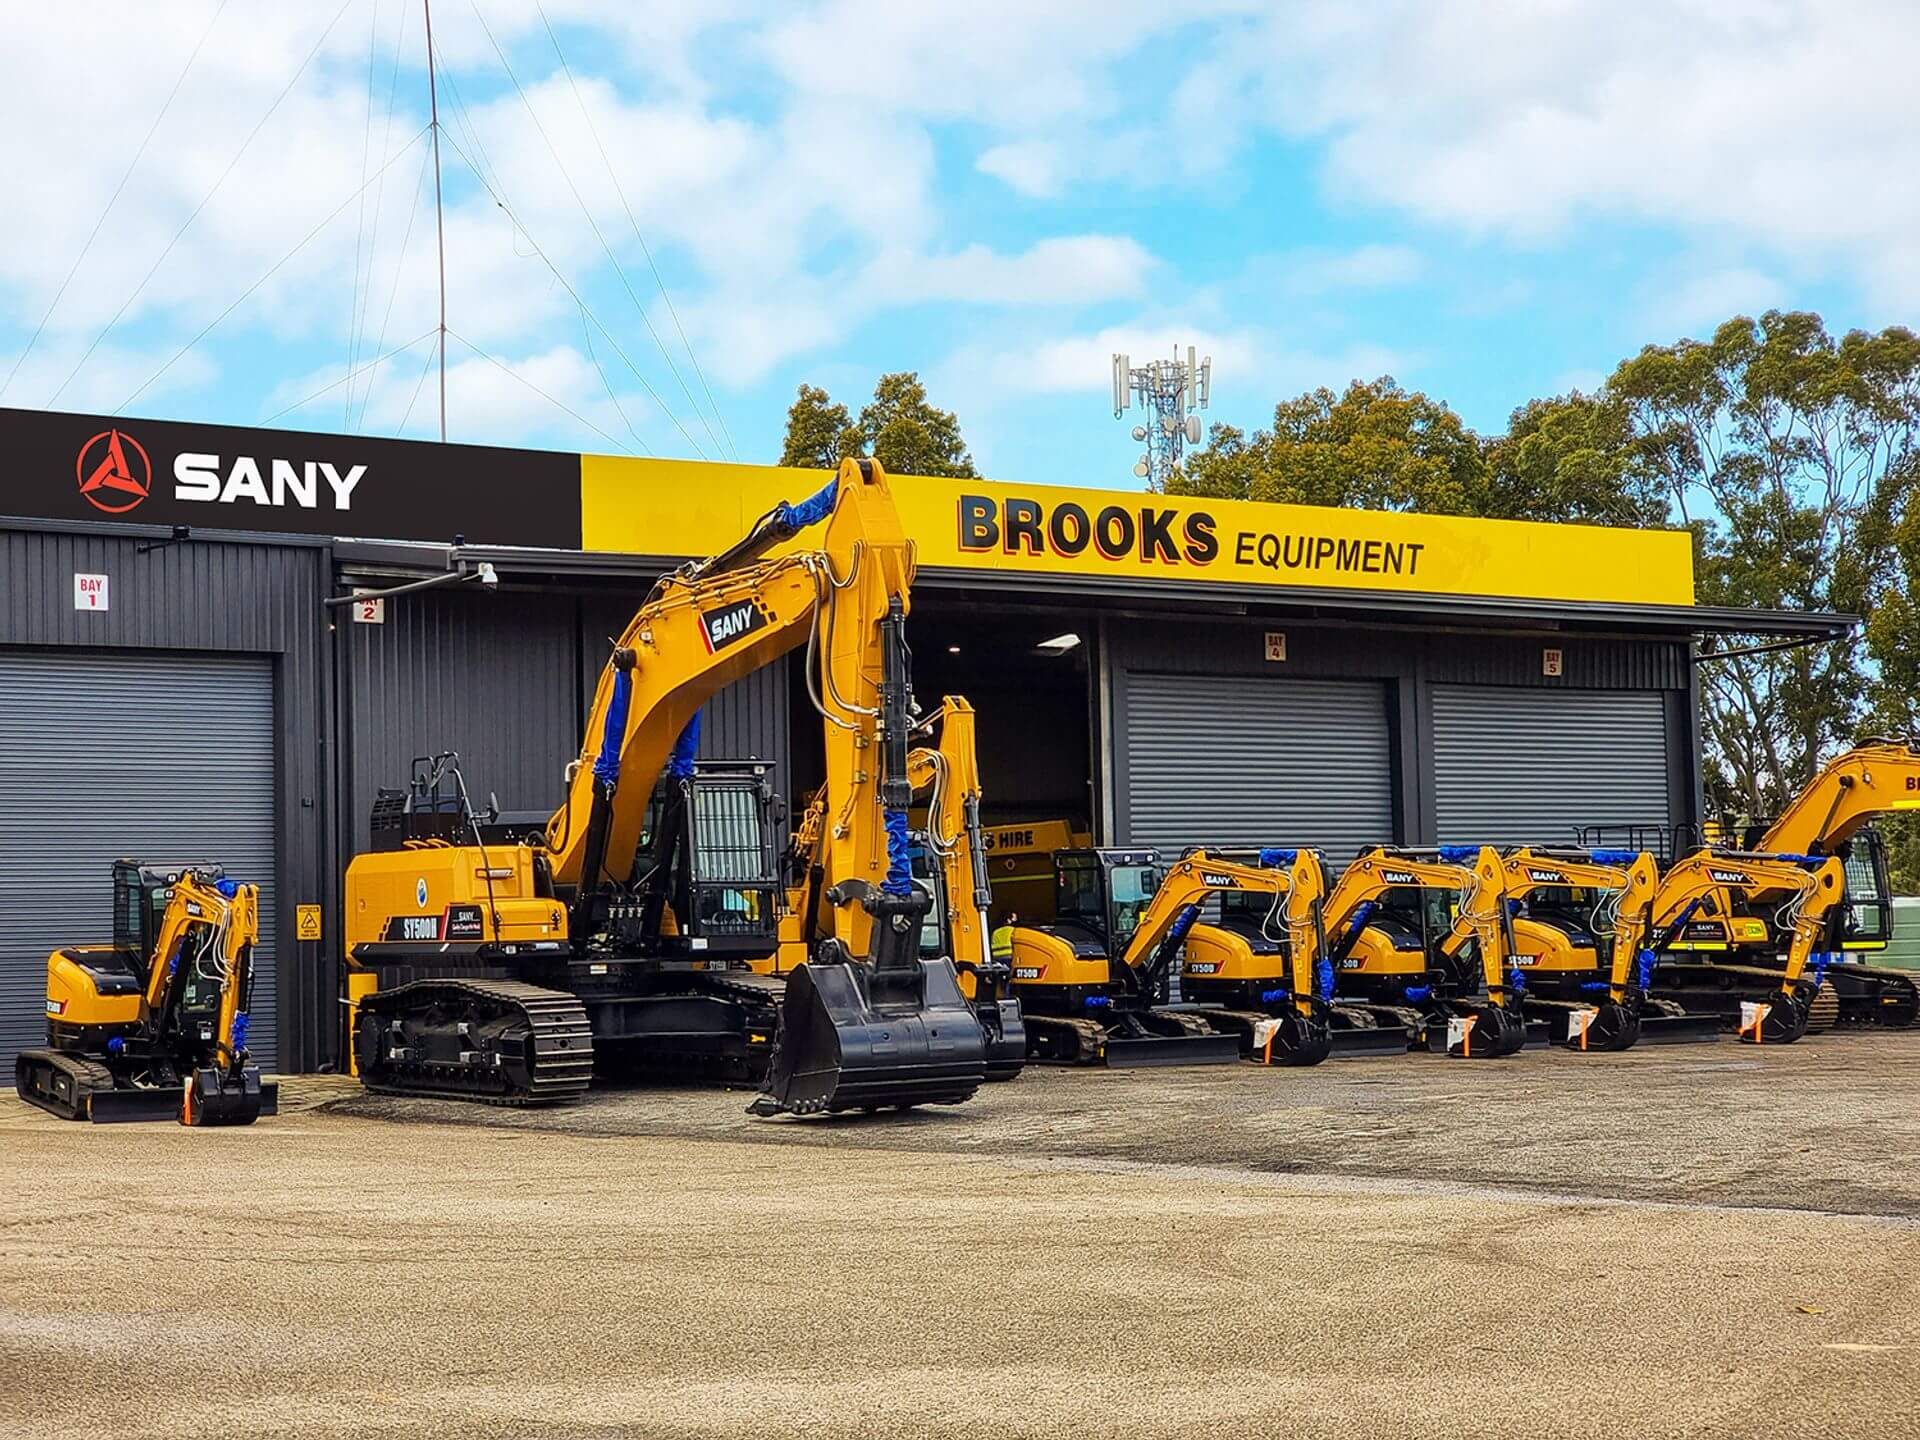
[[10, 405, 581, 546]]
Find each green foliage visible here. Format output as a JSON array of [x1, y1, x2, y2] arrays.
[[1482, 391, 1669, 526], [777, 373, 977, 478], [777, 384, 862, 470], [1608, 313, 1920, 821], [1173, 378, 1487, 512]]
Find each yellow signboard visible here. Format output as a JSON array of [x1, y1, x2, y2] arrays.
[[579, 456, 1695, 607], [296, 904, 322, 942]]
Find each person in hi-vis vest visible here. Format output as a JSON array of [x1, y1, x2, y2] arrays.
[[989, 911, 1019, 962]]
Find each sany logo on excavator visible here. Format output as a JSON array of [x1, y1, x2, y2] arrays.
[[1709, 868, 1751, 885], [1526, 868, 1569, 884], [700, 599, 768, 653], [1380, 869, 1418, 885], [1200, 872, 1239, 887]]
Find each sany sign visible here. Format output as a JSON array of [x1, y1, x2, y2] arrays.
[[174, 453, 365, 510]]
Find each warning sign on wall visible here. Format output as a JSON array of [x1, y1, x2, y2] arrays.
[[296, 904, 322, 941]]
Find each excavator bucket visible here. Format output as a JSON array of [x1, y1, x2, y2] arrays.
[[181, 1067, 277, 1126], [752, 958, 988, 1116]]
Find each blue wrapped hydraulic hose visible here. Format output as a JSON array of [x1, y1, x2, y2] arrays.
[[668, 711, 702, 780], [1341, 900, 1376, 947], [1437, 845, 1479, 865], [1404, 984, 1432, 1003], [593, 662, 633, 787], [777, 478, 838, 531], [215, 877, 239, 899], [1314, 957, 1335, 1003], [231, 1013, 250, 1056], [1636, 947, 1656, 991], [1168, 904, 1200, 944], [1506, 965, 1527, 994], [1590, 848, 1636, 866], [883, 808, 913, 897], [1258, 847, 1297, 867]]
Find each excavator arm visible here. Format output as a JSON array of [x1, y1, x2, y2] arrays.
[[1759, 742, 1920, 852], [143, 870, 262, 1071], [1113, 851, 1307, 997], [1447, 848, 1661, 1005]]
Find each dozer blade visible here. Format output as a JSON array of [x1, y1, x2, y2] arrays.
[[752, 958, 987, 1117], [1633, 1011, 1723, 1045], [1329, 1025, 1416, 1057], [1103, 1031, 1242, 1068], [85, 1087, 192, 1124]]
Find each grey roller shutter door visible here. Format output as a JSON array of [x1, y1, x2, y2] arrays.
[[1432, 685, 1669, 849], [0, 649, 277, 1069], [1123, 673, 1394, 864]]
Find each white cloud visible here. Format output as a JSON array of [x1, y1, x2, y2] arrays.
[[1267, 244, 1425, 296], [870, 237, 1154, 307], [1638, 265, 1789, 338], [977, 141, 1066, 199], [1203, 2, 1920, 303]]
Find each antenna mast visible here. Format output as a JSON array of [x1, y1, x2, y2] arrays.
[[1111, 345, 1211, 491], [423, 0, 447, 442]]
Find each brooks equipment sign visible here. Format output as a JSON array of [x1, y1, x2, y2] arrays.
[[6, 406, 1695, 607]]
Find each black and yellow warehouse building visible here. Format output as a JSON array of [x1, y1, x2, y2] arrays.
[[0, 405, 1851, 1073]]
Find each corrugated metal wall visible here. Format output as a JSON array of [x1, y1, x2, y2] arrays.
[[1431, 686, 1671, 847], [0, 527, 335, 1071], [343, 588, 582, 852], [1120, 672, 1394, 862], [0, 650, 278, 1067], [1106, 617, 1693, 852]]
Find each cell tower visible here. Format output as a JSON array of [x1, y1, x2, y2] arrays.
[[1112, 345, 1211, 490]]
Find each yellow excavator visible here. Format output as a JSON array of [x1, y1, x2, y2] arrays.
[[1437, 847, 1718, 1049], [779, 694, 1025, 1080], [1710, 742, 1919, 1027], [344, 457, 989, 1117], [1175, 848, 1417, 1056], [16, 861, 276, 1124], [1286, 846, 1533, 1057], [1642, 847, 1850, 1043], [1007, 849, 1310, 1065]]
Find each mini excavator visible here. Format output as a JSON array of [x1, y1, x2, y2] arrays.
[[1178, 849, 1421, 1057], [1446, 847, 1718, 1049], [780, 694, 1025, 1080], [1643, 848, 1849, 1043], [16, 861, 276, 1124], [1008, 849, 1274, 1066], [1704, 742, 1920, 1027], [344, 458, 988, 1117], [1286, 846, 1532, 1057]]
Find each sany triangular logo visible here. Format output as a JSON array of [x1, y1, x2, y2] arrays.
[[76, 429, 152, 513]]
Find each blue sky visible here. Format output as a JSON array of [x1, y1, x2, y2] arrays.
[[0, 2, 1910, 489]]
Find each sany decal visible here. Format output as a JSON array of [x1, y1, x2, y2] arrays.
[[701, 599, 769, 653], [76, 429, 152, 513], [175, 452, 366, 510]]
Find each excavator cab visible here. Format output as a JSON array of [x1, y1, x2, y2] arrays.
[[1055, 850, 1162, 958]]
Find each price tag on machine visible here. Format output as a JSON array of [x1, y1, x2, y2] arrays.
[[1738, 1000, 1768, 1043], [1446, 1016, 1474, 1056]]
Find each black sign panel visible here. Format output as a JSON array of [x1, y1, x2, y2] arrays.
[[700, 598, 769, 652], [2, 406, 582, 546], [445, 904, 485, 940]]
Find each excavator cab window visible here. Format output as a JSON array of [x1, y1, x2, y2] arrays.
[[908, 839, 949, 960], [1839, 832, 1893, 947], [686, 776, 781, 945], [1104, 864, 1159, 946]]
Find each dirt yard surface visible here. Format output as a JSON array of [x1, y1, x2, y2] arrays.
[[6, 1032, 1920, 1439]]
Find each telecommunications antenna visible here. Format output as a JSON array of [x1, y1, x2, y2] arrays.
[[1111, 344, 1211, 490]]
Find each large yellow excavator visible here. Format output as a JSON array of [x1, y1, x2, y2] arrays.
[[1007, 849, 1327, 1065], [344, 457, 989, 1117], [1709, 742, 1919, 1027], [16, 862, 276, 1124], [1286, 846, 1533, 1057], [1642, 847, 1850, 1043], [1441, 847, 1719, 1049], [779, 694, 1025, 1080]]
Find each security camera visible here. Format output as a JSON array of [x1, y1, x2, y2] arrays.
[[476, 562, 499, 589]]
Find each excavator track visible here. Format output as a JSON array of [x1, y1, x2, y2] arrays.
[[1815, 965, 1917, 1029], [1022, 1014, 1113, 1066], [15, 1050, 118, 1122], [1806, 979, 1843, 1033], [356, 979, 594, 1106]]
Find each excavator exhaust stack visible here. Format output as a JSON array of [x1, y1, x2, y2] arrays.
[[752, 952, 988, 1116]]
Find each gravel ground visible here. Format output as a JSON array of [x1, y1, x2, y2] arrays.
[[5, 1030, 1920, 1439]]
